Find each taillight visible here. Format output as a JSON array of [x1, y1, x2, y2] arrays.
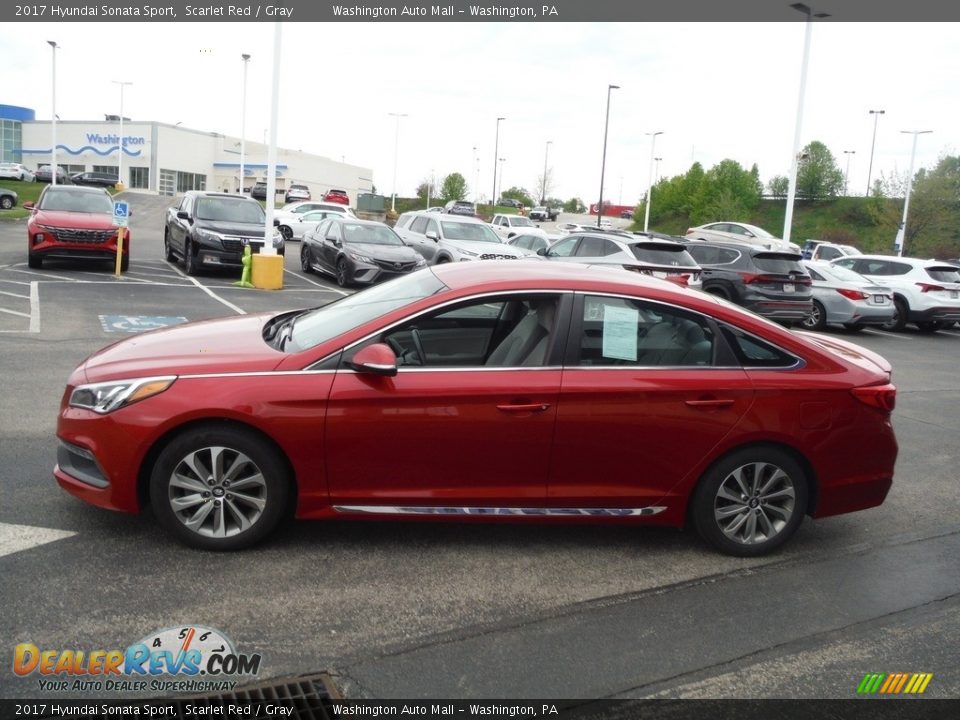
[[836, 288, 869, 301], [851, 383, 896, 413], [743, 273, 811, 286], [916, 283, 945, 293]]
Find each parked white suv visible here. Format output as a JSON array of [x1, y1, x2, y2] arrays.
[[395, 211, 524, 264], [490, 213, 548, 241], [831, 254, 960, 332]]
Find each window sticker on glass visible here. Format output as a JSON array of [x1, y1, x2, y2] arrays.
[[602, 304, 639, 361]]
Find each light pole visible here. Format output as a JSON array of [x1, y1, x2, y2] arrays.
[[47, 40, 59, 185], [492, 117, 505, 207], [597, 84, 619, 227], [895, 130, 932, 257], [541, 140, 552, 205], [654, 157, 662, 184], [112, 81, 133, 188], [866, 109, 885, 195], [388, 112, 408, 213], [782, 3, 830, 246], [473, 145, 480, 203], [842, 150, 855, 196], [497, 158, 506, 204], [239, 53, 251, 193], [643, 131, 663, 232]]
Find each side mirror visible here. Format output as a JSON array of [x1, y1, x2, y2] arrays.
[[537, 247, 547, 256], [176, 210, 189, 220], [23, 201, 34, 210], [426, 230, 439, 242], [348, 343, 398, 377]]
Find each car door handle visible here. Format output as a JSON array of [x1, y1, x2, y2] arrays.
[[496, 403, 551, 413], [685, 398, 735, 409]]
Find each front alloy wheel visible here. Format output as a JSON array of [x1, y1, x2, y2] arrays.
[[692, 448, 808, 556], [150, 426, 289, 550]]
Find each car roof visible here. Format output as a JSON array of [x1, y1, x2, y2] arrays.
[[42, 184, 110, 195], [328, 216, 390, 228], [845, 254, 949, 267], [684, 237, 797, 254], [406, 210, 485, 223]]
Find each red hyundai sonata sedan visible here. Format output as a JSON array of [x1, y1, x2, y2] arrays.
[[55, 263, 898, 555]]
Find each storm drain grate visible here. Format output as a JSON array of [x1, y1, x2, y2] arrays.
[[169, 672, 343, 719]]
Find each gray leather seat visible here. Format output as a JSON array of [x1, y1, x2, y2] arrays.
[[486, 301, 556, 367]]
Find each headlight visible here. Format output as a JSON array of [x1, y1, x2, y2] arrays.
[[414, 256, 426, 266], [69, 376, 177, 414], [458, 248, 479, 258], [196, 229, 223, 244], [348, 252, 374, 264]]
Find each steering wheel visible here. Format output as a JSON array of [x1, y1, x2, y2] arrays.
[[386, 336, 405, 357]]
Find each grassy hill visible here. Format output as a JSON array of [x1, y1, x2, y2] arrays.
[[636, 197, 960, 259]]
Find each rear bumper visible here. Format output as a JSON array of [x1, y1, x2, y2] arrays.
[[908, 306, 960, 323]]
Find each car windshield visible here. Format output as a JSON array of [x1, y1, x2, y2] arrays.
[[195, 197, 265, 223], [441, 221, 501, 243], [630, 243, 699, 267], [289, 270, 448, 351], [342, 223, 404, 246], [39, 188, 113, 214]]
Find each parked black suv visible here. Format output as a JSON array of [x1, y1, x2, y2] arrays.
[[164, 191, 284, 276], [684, 240, 812, 323], [71, 171, 119, 188]]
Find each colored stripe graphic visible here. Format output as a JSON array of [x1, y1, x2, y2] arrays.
[[21, 145, 142, 157], [858, 673, 933, 694]]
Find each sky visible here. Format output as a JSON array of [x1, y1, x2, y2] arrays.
[[2, 21, 958, 206]]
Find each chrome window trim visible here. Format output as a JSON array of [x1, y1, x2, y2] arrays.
[[178, 370, 337, 379], [307, 288, 575, 370]]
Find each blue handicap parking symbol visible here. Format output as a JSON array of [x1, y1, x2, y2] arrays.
[[99, 315, 188, 333]]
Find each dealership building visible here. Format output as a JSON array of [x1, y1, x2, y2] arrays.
[[0, 104, 373, 203]]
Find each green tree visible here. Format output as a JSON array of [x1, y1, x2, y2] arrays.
[[563, 197, 586, 214], [690, 159, 762, 224], [439, 172, 468, 202], [501, 186, 534, 207], [767, 175, 789, 198], [796, 141, 844, 199], [899, 154, 960, 255], [416, 177, 438, 205]]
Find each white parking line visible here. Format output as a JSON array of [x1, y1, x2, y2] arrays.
[[165, 261, 247, 315], [861, 329, 913, 340], [938, 330, 960, 338], [0, 307, 30, 318], [30, 280, 39, 333], [283, 268, 349, 295], [0, 289, 30, 300], [8, 266, 82, 282], [0, 521, 76, 558]]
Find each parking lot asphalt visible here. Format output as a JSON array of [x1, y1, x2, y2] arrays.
[[0, 194, 957, 701]]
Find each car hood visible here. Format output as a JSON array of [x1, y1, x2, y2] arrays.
[[348, 243, 421, 261], [80, 313, 285, 383], [194, 219, 272, 238], [33, 210, 116, 229], [445, 238, 523, 256]]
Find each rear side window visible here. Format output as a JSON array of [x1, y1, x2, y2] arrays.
[[752, 253, 805, 275], [577, 236, 620, 257], [687, 245, 740, 266], [630, 243, 699, 267], [720, 325, 798, 368], [410, 216, 429, 233]]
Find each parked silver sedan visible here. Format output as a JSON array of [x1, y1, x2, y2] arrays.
[[800, 260, 894, 331]]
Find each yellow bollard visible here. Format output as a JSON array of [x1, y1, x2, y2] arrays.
[[251, 253, 284, 290], [114, 227, 125, 276]]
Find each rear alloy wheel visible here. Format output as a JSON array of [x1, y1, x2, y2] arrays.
[[150, 426, 290, 551], [881, 297, 908, 332], [300, 245, 312, 273], [0, 196, 13, 210], [279, 225, 293, 241], [692, 447, 808, 557], [336, 257, 350, 287], [801, 300, 826, 331]]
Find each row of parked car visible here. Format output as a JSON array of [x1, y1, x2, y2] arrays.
[[0, 162, 121, 187]]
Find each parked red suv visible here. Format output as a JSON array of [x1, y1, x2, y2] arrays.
[[25, 185, 129, 270], [322, 189, 350, 205]]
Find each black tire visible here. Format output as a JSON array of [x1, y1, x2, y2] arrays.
[[184, 240, 199, 276], [163, 231, 176, 262], [916, 321, 943, 333], [300, 245, 312, 273], [842, 323, 864, 333], [120, 255, 129, 272], [28, 253, 42, 269], [0, 196, 13, 210], [704, 286, 729, 301], [149, 425, 290, 551], [882, 297, 908, 332], [335, 257, 350, 287], [435, 256, 451, 264], [279, 225, 293, 241], [801, 300, 827, 331], [691, 446, 809, 557]]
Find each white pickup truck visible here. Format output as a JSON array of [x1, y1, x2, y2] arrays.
[[489, 213, 548, 240]]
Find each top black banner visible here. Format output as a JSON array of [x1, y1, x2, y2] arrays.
[[4, 0, 960, 23]]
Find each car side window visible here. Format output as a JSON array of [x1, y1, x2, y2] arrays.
[[576, 236, 619, 257], [549, 237, 579, 257], [817, 246, 841, 260], [366, 294, 562, 369], [834, 258, 858, 271], [325, 222, 341, 242], [576, 296, 714, 367], [719, 325, 798, 368], [410, 216, 428, 234], [513, 236, 531, 250], [806, 267, 826, 282]]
